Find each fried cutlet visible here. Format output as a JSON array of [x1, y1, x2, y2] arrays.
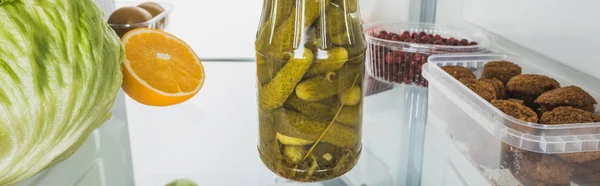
[[507, 74, 560, 108], [442, 66, 476, 80], [481, 78, 507, 99], [492, 100, 538, 123], [481, 61, 522, 84], [459, 78, 497, 102], [540, 106, 595, 124], [535, 85, 597, 113]]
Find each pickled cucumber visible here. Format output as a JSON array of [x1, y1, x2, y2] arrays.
[[307, 47, 349, 77], [272, 0, 295, 28], [275, 109, 358, 148], [313, 21, 335, 51], [259, 0, 331, 60], [333, 0, 358, 13], [277, 132, 314, 145], [255, 0, 296, 60], [303, 0, 332, 28], [260, 50, 314, 111], [336, 106, 360, 126], [257, 55, 286, 85], [339, 86, 361, 106], [284, 94, 339, 120], [259, 110, 276, 142], [346, 17, 366, 63], [296, 63, 363, 101], [304, 27, 319, 54], [326, 4, 350, 45], [283, 145, 306, 164]]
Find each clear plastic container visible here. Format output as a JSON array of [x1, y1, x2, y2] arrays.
[[255, 0, 366, 182], [364, 22, 491, 86], [108, 2, 172, 37], [422, 53, 600, 186]]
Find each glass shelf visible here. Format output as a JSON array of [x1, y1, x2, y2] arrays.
[[16, 62, 430, 186]]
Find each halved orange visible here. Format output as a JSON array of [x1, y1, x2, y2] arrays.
[[121, 28, 205, 106]]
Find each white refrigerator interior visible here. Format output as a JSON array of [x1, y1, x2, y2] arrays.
[[436, 0, 600, 79]]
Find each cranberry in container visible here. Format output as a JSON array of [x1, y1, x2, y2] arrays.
[[364, 22, 491, 86]]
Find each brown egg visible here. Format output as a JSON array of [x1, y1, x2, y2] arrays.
[[108, 7, 153, 38], [138, 2, 165, 17], [138, 2, 167, 29]]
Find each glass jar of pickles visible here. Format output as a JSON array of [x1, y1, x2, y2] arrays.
[[255, 0, 366, 182]]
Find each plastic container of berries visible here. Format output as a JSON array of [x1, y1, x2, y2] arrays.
[[364, 22, 492, 86]]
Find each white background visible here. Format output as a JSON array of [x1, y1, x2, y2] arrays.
[[436, 0, 600, 80]]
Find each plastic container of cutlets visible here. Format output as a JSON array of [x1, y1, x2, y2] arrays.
[[108, 2, 173, 37], [422, 53, 600, 186]]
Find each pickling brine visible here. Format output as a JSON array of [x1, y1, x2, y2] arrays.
[[255, 0, 366, 182]]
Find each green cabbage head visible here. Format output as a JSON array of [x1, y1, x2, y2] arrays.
[[0, 0, 123, 184]]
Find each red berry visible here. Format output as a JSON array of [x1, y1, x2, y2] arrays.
[[399, 34, 409, 41], [447, 38, 458, 46], [458, 39, 469, 46], [419, 31, 427, 37], [386, 34, 395, 40], [410, 60, 417, 67], [378, 31, 388, 39], [414, 37, 422, 43], [385, 53, 395, 64], [411, 32, 418, 39], [392, 35, 401, 41], [434, 35, 442, 40], [402, 31, 410, 36], [469, 41, 478, 45]]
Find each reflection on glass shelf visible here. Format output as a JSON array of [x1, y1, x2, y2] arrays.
[[363, 76, 428, 186], [18, 91, 134, 186], [270, 147, 393, 186]]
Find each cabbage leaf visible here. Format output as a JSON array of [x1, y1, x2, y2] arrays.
[[0, 0, 123, 184]]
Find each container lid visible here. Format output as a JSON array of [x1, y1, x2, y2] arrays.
[[363, 22, 492, 54]]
